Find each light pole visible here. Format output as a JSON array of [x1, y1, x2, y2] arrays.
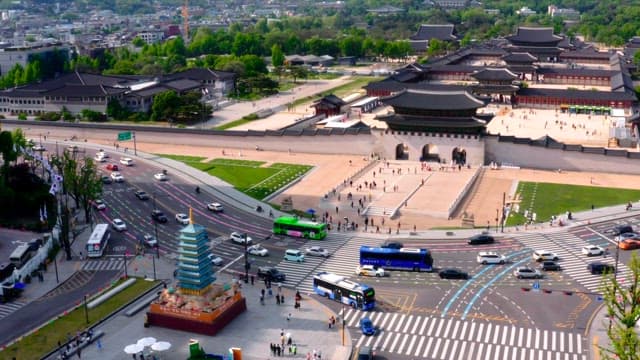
[[341, 302, 345, 346], [83, 294, 89, 324], [243, 233, 249, 283], [152, 193, 161, 259], [495, 209, 499, 233]]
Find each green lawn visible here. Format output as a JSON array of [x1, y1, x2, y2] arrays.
[[3, 278, 158, 359], [506, 182, 640, 225], [156, 156, 312, 200]]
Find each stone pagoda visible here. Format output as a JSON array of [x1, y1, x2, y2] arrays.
[[176, 219, 215, 295]]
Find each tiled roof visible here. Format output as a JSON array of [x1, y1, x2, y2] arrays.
[[164, 67, 236, 81], [377, 112, 487, 129], [382, 88, 484, 110], [536, 68, 616, 78], [45, 84, 126, 97], [163, 78, 202, 91], [410, 24, 457, 41], [471, 68, 518, 81], [506, 27, 562, 43], [558, 49, 611, 60], [502, 52, 537, 63]]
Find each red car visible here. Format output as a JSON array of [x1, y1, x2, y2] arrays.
[[106, 163, 119, 171], [619, 238, 640, 250]]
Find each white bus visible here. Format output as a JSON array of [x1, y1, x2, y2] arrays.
[[86, 223, 111, 258], [9, 244, 33, 269]]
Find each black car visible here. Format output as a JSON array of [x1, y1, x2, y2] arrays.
[[612, 225, 633, 236], [151, 209, 168, 223], [439, 268, 469, 280], [468, 234, 495, 245], [540, 261, 561, 271], [257, 267, 286, 282], [381, 241, 404, 249], [587, 262, 615, 275], [101, 176, 113, 184], [135, 190, 150, 200]]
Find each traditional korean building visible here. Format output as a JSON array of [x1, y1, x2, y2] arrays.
[[505, 27, 564, 62], [311, 94, 346, 117], [470, 68, 519, 103], [376, 89, 489, 164]]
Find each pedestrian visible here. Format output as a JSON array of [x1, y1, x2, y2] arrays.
[[288, 336, 293, 346], [76, 347, 81, 359], [276, 345, 281, 357], [293, 344, 297, 355], [281, 335, 285, 347], [132, 354, 137, 360], [281, 294, 285, 304], [96, 339, 102, 352], [332, 316, 336, 327], [328, 317, 332, 329], [250, 275, 254, 285], [270, 343, 275, 356], [276, 294, 281, 305], [287, 312, 291, 321], [261, 288, 266, 297]]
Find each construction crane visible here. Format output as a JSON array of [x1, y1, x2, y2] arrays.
[[182, 0, 189, 44]]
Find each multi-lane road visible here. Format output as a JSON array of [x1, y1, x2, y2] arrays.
[[5, 142, 640, 359]]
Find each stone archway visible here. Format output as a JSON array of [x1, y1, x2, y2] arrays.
[[452, 147, 467, 165], [395, 143, 408, 160], [421, 144, 440, 162]]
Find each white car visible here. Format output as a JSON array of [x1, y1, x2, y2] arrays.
[[247, 244, 269, 257], [207, 202, 224, 212], [119, 157, 134, 166], [110, 171, 124, 182], [230, 232, 252, 245], [305, 246, 330, 258], [93, 199, 106, 210], [96, 150, 109, 158], [94, 154, 107, 162], [532, 250, 559, 262], [582, 245, 605, 256], [476, 251, 506, 265], [154, 173, 167, 181], [355, 265, 385, 277], [208, 253, 223, 266], [33, 144, 46, 151], [175, 213, 189, 225], [112, 218, 127, 231]]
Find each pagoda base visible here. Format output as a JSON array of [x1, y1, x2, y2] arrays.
[[147, 292, 247, 336]]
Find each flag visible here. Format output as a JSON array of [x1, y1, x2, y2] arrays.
[[42, 204, 47, 220], [39, 206, 44, 223]]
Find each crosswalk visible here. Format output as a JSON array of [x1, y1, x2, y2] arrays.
[[274, 233, 357, 289], [81, 258, 125, 271], [515, 232, 631, 293], [344, 309, 587, 360], [0, 300, 27, 320]]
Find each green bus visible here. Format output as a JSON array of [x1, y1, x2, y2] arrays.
[[273, 216, 327, 240]]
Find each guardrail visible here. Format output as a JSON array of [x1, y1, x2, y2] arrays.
[[324, 159, 380, 201], [389, 173, 434, 218]]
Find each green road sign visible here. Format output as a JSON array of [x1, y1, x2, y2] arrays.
[[117, 131, 132, 141]]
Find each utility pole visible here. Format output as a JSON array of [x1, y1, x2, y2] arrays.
[[501, 192, 506, 233], [244, 233, 249, 283]]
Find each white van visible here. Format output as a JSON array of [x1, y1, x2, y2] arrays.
[[284, 249, 304, 262]]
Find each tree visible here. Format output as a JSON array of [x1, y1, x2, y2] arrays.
[[600, 253, 640, 360], [0, 131, 16, 184], [132, 37, 145, 47], [271, 44, 285, 68], [150, 90, 180, 122]]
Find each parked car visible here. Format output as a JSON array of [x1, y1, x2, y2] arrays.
[[135, 190, 150, 200], [381, 241, 403, 249], [476, 251, 506, 265], [257, 266, 286, 282], [532, 250, 559, 262], [110, 171, 124, 182], [581, 245, 605, 256], [357, 346, 373, 360], [305, 246, 330, 258], [359, 317, 375, 336], [284, 249, 305, 262], [247, 244, 269, 257], [206, 202, 224, 212], [208, 253, 223, 266], [154, 173, 168, 181], [32, 144, 46, 152], [96, 150, 109, 158], [93, 199, 106, 210], [140, 234, 157, 248], [151, 209, 168, 223], [112, 218, 127, 232], [119, 157, 133, 166], [101, 176, 112, 184], [105, 163, 119, 171], [513, 267, 542, 279], [619, 238, 640, 250], [540, 261, 562, 271], [587, 262, 615, 275], [468, 234, 495, 245], [230, 232, 252, 245], [355, 265, 385, 277], [175, 213, 189, 225], [439, 268, 469, 280], [94, 154, 106, 162]]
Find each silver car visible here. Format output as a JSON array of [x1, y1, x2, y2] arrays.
[[513, 267, 542, 279], [305, 246, 330, 258]]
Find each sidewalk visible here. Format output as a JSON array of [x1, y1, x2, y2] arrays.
[[77, 271, 350, 360]]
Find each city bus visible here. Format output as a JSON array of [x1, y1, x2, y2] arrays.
[[86, 223, 111, 258], [273, 216, 327, 240], [312, 271, 375, 310], [359, 246, 434, 272], [9, 244, 33, 269]]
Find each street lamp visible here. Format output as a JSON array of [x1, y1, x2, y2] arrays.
[[495, 209, 499, 233], [152, 193, 161, 259], [243, 233, 249, 283]]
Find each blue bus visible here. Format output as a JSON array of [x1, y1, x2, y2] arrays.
[[312, 272, 375, 310], [360, 246, 434, 272]]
